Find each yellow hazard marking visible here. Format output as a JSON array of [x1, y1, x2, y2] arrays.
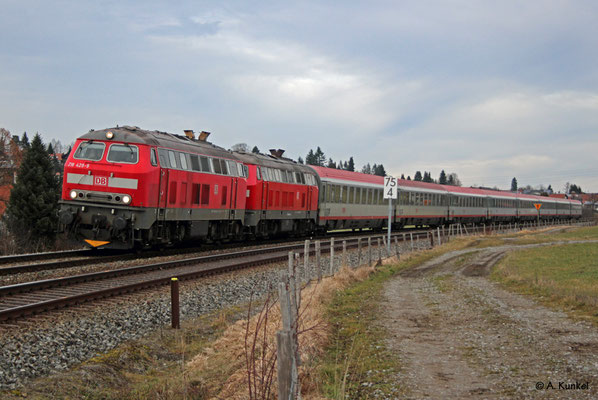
[[171, 277, 178, 281], [84, 239, 111, 248]]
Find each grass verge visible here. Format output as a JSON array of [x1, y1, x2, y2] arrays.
[[491, 241, 598, 325]]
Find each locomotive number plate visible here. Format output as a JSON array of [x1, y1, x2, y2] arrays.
[[94, 176, 108, 186]]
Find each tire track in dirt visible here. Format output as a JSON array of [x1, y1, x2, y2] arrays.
[[380, 242, 598, 399]]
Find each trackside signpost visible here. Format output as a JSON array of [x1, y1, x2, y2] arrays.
[[384, 176, 398, 254], [534, 203, 542, 227]]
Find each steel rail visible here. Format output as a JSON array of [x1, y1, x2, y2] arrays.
[[0, 232, 422, 321]]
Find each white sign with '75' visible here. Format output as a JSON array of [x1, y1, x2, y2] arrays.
[[384, 176, 398, 199]]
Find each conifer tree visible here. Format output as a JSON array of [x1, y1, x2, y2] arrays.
[[347, 157, 355, 172], [414, 171, 422, 181], [400, 174, 405, 179], [439, 170, 447, 185], [251, 146, 260, 154], [305, 149, 316, 165], [374, 164, 386, 176], [5, 134, 60, 246], [510, 177, 518, 192], [314, 147, 326, 166], [20, 132, 30, 148], [297, 156, 304, 164]]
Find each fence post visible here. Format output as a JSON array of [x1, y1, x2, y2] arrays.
[[429, 231, 434, 248], [377, 237, 382, 265], [329, 237, 335, 276], [437, 227, 441, 245], [382, 235, 390, 257], [315, 240, 322, 282], [171, 277, 180, 330], [357, 238, 362, 267], [304, 239, 310, 284], [394, 236, 400, 259], [368, 237, 372, 267], [342, 240, 347, 267], [410, 233, 414, 252]]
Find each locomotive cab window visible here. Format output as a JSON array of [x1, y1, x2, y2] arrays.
[[74, 141, 106, 161], [200, 156, 211, 172], [150, 148, 158, 166], [179, 153, 188, 170], [107, 144, 139, 164], [190, 155, 201, 171]]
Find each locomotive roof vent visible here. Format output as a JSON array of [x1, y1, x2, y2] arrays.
[[199, 131, 211, 142], [184, 130, 195, 140], [269, 149, 285, 158]]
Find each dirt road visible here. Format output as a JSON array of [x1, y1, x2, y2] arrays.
[[380, 245, 598, 399]]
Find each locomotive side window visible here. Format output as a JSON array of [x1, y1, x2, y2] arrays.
[[228, 161, 238, 176], [220, 159, 229, 175], [179, 153, 188, 170], [212, 158, 222, 174], [150, 149, 158, 166], [74, 141, 106, 161], [190, 155, 201, 171], [107, 144, 138, 164], [158, 148, 169, 167], [238, 164, 245, 178], [168, 151, 177, 169], [200, 156, 211, 172]]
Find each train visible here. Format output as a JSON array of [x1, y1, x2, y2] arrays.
[[58, 126, 582, 249]]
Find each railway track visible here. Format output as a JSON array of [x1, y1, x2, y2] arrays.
[[0, 228, 426, 278], [1, 219, 591, 322], [0, 232, 420, 322]]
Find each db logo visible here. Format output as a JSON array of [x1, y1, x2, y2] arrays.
[[94, 176, 108, 186]]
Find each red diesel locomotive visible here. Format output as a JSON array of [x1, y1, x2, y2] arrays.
[[59, 126, 319, 249]]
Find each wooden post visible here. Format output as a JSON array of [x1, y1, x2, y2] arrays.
[[437, 227, 441, 245], [382, 235, 390, 257], [429, 231, 434, 247], [171, 277, 180, 330], [304, 239, 310, 284], [368, 237, 372, 267], [342, 240, 347, 267], [329, 237, 335, 276], [357, 238, 362, 267], [394, 236, 400, 259], [315, 240, 322, 282], [410, 232, 414, 252], [276, 330, 293, 400], [377, 237, 382, 264]]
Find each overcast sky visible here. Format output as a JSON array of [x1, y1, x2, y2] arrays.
[[1, 0, 597, 192]]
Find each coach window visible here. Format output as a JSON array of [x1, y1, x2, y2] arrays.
[[150, 148, 158, 166], [340, 186, 347, 203], [74, 141, 106, 161], [179, 153, 188, 170], [168, 151, 178, 169], [107, 144, 139, 164], [190, 155, 200, 171]]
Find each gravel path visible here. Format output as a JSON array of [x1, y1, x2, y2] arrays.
[[381, 242, 598, 399]]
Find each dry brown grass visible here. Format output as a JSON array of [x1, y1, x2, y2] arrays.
[[185, 264, 376, 400]]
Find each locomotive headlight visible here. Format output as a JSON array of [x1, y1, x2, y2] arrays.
[[122, 195, 131, 204], [105, 131, 114, 140], [70, 190, 78, 199]]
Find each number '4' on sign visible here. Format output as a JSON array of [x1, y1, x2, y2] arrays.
[[384, 176, 398, 199]]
